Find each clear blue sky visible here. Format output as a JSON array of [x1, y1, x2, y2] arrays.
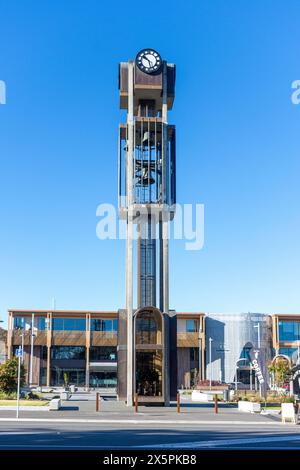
[[0, 0, 299, 326]]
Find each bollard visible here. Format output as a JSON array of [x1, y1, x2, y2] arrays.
[[214, 394, 218, 414], [177, 392, 180, 414], [135, 394, 138, 413], [96, 391, 100, 412]]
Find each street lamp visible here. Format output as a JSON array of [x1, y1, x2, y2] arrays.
[[209, 337, 213, 390]]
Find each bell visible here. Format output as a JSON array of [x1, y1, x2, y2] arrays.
[[136, 168, 155, 186], [142, 131, 152, 145]]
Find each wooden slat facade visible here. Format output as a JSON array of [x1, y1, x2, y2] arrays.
[[8, 309, 206, 387]]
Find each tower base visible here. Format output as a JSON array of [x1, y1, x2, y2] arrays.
[[117, 308, 177, 406]]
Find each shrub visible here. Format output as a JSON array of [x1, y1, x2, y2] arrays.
[[0, 358, 26, 394], [0, 391, 17, 400]]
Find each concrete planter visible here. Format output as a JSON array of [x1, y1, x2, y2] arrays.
[[238, 401, 261, 413], [49, 398, 61, 411], [191, 390, 214, 402], [60, 391, 70, 400]]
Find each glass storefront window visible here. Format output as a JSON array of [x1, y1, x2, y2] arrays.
[[41, 346, 48, 360], [52, 318, 86, 331], [51, 368, 85, 386], [89, 372, 117, 388], [190, 347, 199, 362], [278, 321, 300, 342], [51, 346, 86, 360], [136, 350, 162, 397], [90, 347, 117, 361], [40, 367, 47, 386]]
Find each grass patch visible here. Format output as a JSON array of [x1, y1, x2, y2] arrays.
[[262, 405, 281, 410], [0, 400, 49, 406]]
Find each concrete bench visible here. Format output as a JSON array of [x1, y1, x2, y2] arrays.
[[60, 391, 70, 400], [49, 398, 61, 411], [191, 390, 213, 402], [238, 401, 261, 413]]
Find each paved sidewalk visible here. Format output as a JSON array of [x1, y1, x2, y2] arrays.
[[0, 397, 282, 425]]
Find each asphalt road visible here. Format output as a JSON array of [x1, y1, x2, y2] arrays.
[[0, 396, 299, 449], [0, 420, 300, 449]]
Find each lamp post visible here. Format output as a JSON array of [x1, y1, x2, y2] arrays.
[[29, 332, 36, 386], [235, 363, 238, 392], [209, 337, 213, 390]]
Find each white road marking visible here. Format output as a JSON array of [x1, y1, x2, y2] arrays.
[[139, 434, 300, 449], [0, 431, 57, 435]]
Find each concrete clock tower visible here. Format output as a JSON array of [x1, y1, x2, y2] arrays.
[[117, 49, 177, 406]]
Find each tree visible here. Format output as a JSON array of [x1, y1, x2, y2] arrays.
[[0, 357, 26, 394], [268, 359, 291, 388]]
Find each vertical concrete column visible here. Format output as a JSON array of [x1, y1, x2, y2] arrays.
[[161, 61, 169, 316], [198, 316, 202, 383], [162, 61, 170, 405], [126, 60, 134, 406], [86, 313, 91, 389], [202, 315, 206, 381], [7, 311, 13, 359]]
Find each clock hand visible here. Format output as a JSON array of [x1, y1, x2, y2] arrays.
[[143, 56, 152, 67]]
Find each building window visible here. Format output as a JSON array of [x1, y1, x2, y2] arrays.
[[190, 368, 198, 387], [14, 317, 25, 330], [40, 367, 47, 386], [36, 317, 46, 331], [190, 347, 199, 363], [91, 319, 117, 332], [186, 320, 198, 333], [279, 347, 298, 364], [51, 346, 86, 360], [41, 346, 48, 360], [90, 347, 117, 361], [52, 318, 86, 331], [89, 371, 117, 388], [240, 347, 252, 361], [278, 321, 300, 342], [51, 368, 85, 386]]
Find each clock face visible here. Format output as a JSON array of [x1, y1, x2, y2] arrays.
[[136, 49, 162, 74]]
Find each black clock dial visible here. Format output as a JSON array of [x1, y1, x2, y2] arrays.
[[136, 49, 162, 74]]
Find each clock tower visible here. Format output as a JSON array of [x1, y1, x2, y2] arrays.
[[117, 49, 177, 406]]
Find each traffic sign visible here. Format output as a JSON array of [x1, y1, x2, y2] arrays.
[[15, 347, 23, 358]]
